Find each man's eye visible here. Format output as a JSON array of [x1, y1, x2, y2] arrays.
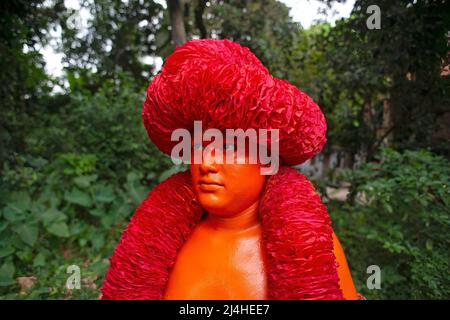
[[193, 143, 202, 151], [224, 143, 235, 151]]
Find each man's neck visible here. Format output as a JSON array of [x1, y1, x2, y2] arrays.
[[205, 201, 260, 230]]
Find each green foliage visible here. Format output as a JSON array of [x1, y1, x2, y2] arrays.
[[329, 148, 450, 299], [301, 0, 450, 159], [204, 0, 303, 80], [0, 75, 171, 299], [59, 0, 165, 85], [0, 0, 57, 166]]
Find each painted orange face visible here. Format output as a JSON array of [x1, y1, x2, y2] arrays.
[[190, 144, 266, 217]]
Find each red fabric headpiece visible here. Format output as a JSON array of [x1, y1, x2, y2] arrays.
[[142, 39, 327, 165]]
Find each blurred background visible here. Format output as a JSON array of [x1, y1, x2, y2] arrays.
[[0, 0, 449, 299]]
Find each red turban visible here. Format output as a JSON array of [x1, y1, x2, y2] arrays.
[[142, 39, 326, 165]]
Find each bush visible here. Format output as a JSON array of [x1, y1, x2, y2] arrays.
[[329, 148, 450, 299], [0, 75, 173, 299]]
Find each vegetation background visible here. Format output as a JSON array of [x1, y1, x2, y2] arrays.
[[0, 0, 449, 299]]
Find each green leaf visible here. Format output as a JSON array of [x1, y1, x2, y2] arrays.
[[79, 238, 87, 247], [385, 203, 393, 213], [33, 252, 46, 267], [95, 184, 115, 203], [3, 206, 23, 222], [46, 222, 70, 238], [126, 172, 140, 182], [135, 186, 148, 202], [90, 233, 105, 251], [40, 208, 67, 225], [9, 191, 31, 212], [0, 246, 15, 258], [64, 188, 92, 207], [73, 175, 98, 189], [16, 249, 33, 262], [0, 221, 8, 233], [158, 165, 187, 182], [126, 181, 148, 205], [14, 224, 38, 247], [0, 262, 15, 286], [89, 208, 105, 217], [100, 215, 115, 228]]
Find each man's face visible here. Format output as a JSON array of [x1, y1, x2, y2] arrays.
[[190, 143, 266, 217]]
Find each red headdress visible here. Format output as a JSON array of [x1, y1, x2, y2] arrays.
[[101, 39, 344, 300], [142, 39, 327, 165]]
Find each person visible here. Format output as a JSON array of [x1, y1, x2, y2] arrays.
[[101, 39, 359, 300]]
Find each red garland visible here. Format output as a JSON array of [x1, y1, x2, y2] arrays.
[[101, 167, 344, 300]]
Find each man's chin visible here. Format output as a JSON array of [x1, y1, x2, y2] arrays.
[[197, 196, 231, 216]]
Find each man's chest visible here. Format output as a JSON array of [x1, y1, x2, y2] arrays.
[[164, 224, 267, 299]]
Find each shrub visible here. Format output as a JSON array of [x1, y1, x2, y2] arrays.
[[0, 75, 173, 299], [329, 148, 450, 299]]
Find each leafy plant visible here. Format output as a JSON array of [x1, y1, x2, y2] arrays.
[[0, 75, 171, 299], [330, 148, 450, 299]]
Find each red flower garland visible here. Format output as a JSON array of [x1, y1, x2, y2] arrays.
[[101, 167, 343, 300]]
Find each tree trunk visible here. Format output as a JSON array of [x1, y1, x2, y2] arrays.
[[377, 98, 394, 145], [195, 0, 208, 38], [322, 151, 331, 177], [167, 0, 187, 46]]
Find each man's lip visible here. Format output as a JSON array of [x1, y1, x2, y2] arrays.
[[198, 180, 224, 186], [198, 184, 223, 191], [198, 180, 224, 191]]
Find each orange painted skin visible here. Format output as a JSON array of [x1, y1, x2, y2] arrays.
[[164, 144, 358, 300]]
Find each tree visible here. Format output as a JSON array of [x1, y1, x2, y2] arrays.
[[167, 0, 187, 45], [58, 0, 165, 88], [203, 0, 303, 80], [0, 0, 59, 167], [302, 0, 450, 162]]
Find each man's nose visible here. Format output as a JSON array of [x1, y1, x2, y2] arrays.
[[199, 148, 219, 174]]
